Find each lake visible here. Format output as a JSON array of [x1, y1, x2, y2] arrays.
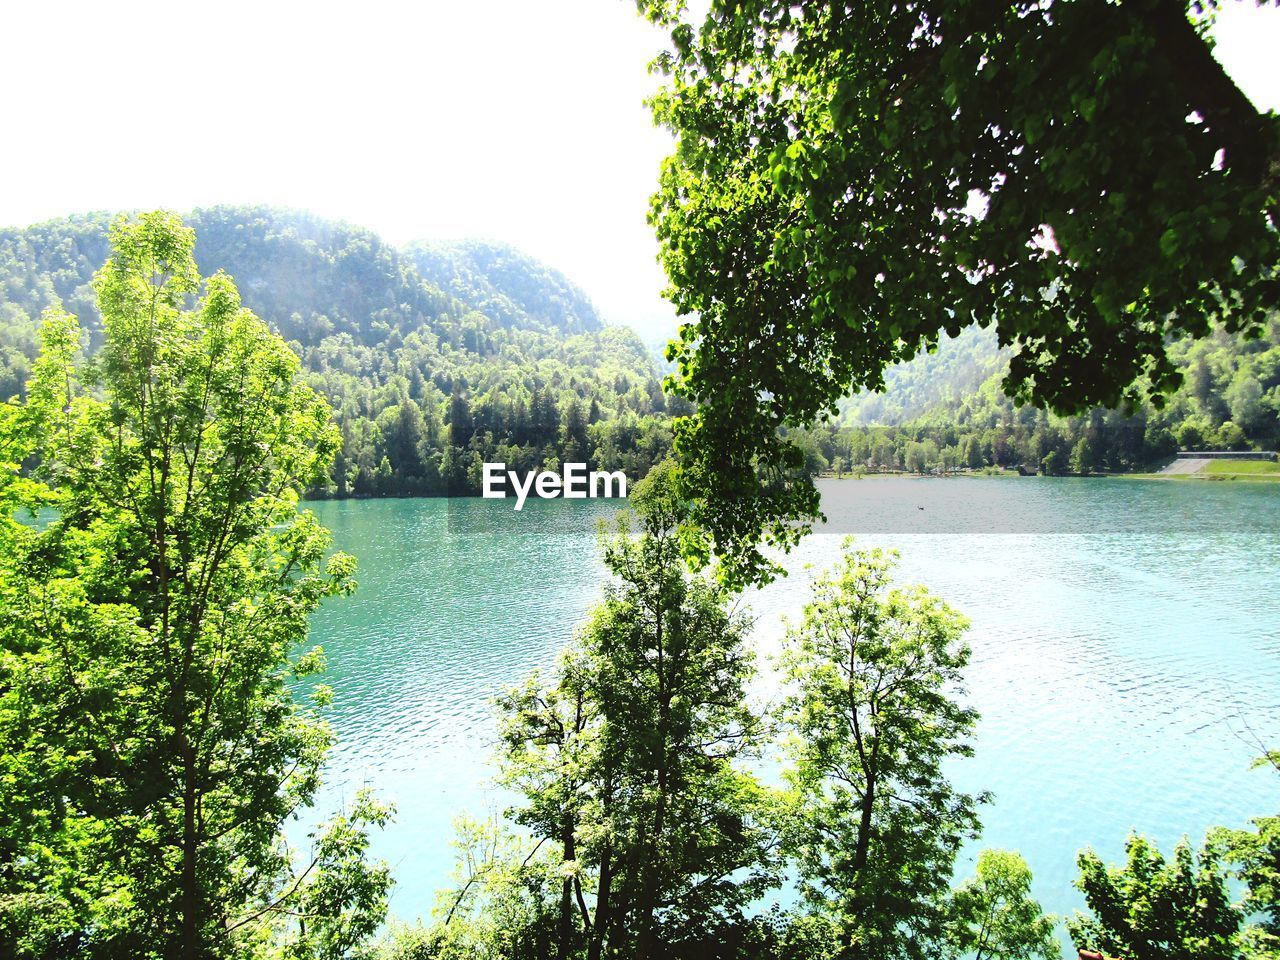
[[306, 476, 1280, 931]]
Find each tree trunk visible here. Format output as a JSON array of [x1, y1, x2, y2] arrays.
[[852, 768, 875, 882], [636, 600, 670, 960], [559, 815, 576, 960], [587, 847, 613, 960], [180, 733, 201, 960]]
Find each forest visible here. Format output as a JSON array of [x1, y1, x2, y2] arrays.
[[4, 208, 1277, 504], [794, 319, 1280, 478], [0, 207, 677, 500]]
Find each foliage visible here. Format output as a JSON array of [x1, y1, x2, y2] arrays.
[[0, 212, 389, 959], [423, 462, 774, 960], [412, 814, 569, 960], [406, 240, 603, 336], [578, 461, 775, 958], [637, 0, 1280, 584], [1214, 751, 1280, 959], [946, 850, 1058, 960], [0, 207, 676, 499], [779, 542, 985, 960], [1067, 834, 1242, 960]]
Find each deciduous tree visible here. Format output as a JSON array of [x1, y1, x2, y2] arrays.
[[1068, 834, 1241, 960], [947, 850, 1058, 960], [0, 212, 390, 959], [638, 0, 1280, 584], [780, 543, 985, 960], [491, 462, 775, 960]]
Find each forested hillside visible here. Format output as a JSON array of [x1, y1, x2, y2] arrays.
[[0, 207, 675, 496], [405, 239, 604, 336], [800, 316, 1280, 476], [838, 325, 1007, 427], [3, 207, 1274, 493]]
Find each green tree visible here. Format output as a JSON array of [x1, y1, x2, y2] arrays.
[[0, 213, 390, 959], [963, 436, 985, 471], [490, 461, 775, 960], [1070, 436, 1097, 475], [561, 396, 590, 465], [947, 850, 1058, 960], [494, 651, 596, 960], [638, 0, 1280, 584], [1226, 371, 1267, 432], [1218, 420, 1249, 450], [420, 815, 567, 960], [1214, 752, 1280, 960], [905, 439, 939, 474], [1040, 450, 1066, 476], [780, 543, 985, 960], [1068, 834, 1241, 960]]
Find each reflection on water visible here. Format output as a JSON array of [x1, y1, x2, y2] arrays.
[[306, 477, 1280, 925]]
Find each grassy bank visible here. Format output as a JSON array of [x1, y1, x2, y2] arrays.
[[1125, 459, 1280, 482]]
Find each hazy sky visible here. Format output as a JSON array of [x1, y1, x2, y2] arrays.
[[2, 1, 1278, 339]]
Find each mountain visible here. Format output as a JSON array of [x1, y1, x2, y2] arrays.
[[0, 207, 462, 354], [405, 239, 603, 336], [0, 206, 674, 496], [838, 325, 1008, 426]]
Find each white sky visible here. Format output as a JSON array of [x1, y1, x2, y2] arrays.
[[2, 1, 1277, 340]]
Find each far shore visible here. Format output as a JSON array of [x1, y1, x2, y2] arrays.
[[820, 463, 1280, 483]]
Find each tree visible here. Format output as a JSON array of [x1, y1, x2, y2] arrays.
[[905, 439, 939, 474], [1068, 834, 1242, 960], [384, 399, 427, 482], [1070, 436, 1097, 475], [449, 385, 475, 450], [494, 651, 596, 960], [779, 543, 986, 960], [0, 212, 390, 959], [638, 0, 1280, 585], [963, 436, 985, 471], [1040, 449, 1066, 476], [1218, 419, 1250, 449], [420, 814, 568, 960], [1226, 371, 1267, 431], [492, 461, 775, 960], [947, 850, 1058, 960], [561, 396, 591, 465], [1214, 751, 1280, 960]]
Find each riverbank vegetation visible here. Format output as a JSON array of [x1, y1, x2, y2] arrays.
[[791, 319, 1280, 479]]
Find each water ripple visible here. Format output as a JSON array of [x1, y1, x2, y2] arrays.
[[304, 480, 1280, 924]]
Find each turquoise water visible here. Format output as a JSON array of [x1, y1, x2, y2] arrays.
[[306, 478, 1280, 929]]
